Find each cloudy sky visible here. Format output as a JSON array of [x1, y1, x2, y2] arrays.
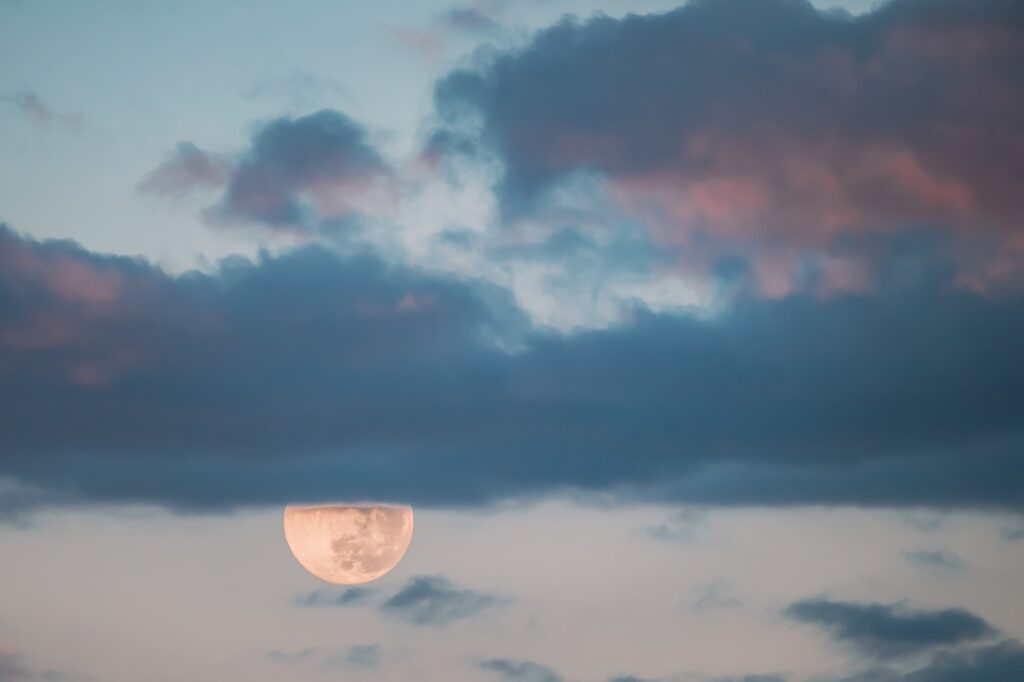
[[1, 0, 1023, 680]]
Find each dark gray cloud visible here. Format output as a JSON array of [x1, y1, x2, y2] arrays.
[[903, 550, 966, 575], [785, 598, 995, 659], [903, 641, 1024, 682], [2, 225, 1024, 513], [479, 658, 562, 682], [217, 109, 388, 227], [292, 586, 375, 607], [140, 109, 390, 229], [825, 640, 1024, 682], [380, 575, 499, 626], [432, 0, 1024, 294]]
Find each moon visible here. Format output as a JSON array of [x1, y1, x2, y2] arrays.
[[283, 504, 414, 585]]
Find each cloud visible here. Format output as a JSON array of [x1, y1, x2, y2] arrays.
[[692, 580, 742, 612], [267, 647, 321, 662], [822, 640, 1024, 682], [902, 640, 1024, 682], [432, 0, 1024, 293], [0, 654, 93, 682], [0, 654, 31, 681], [643, 508, 707, 542], [1, 90, 82, 130], [785, 598, 995, 659], [387, 3, 501, 60], [3, 224, 1024, 513], [269, 644, 380, 670], [437, 5, 500, 33], [141, 110, 392, 230], [479, 658, 562, 682], [218, 109, 391, 228], [292, 586, 375, 607], [325, 644, 380, 669], [137, 142, 232, 198], [1000, 521, 1024, 541], [380, 576, 499, 626], [903, 550, 967, 576]]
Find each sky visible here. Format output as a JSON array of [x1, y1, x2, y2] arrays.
[[1, 0, 1023, 681]]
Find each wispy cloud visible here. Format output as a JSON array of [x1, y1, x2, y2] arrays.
[[292, 586, 375, 608], [479, 658, 562, 682], [137, 142, 232, 199], [642, 508, 707, 542], [1, 90, 82, 130], [903, 549, 967, 576], [381, 576, 500, 626], [326, 644, 380, 669], [692, 580, 742, 613]]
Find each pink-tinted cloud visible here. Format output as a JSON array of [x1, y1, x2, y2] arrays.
[[140, 110, 396, 231], [137, 142, 232, 198], [4, 222, 1024, 515], [433, 0, 1024, 293], [2, 90, 83, 130], [387, 26, 446, 61]]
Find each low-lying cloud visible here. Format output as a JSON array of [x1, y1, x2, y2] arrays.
[[785, 598, 995, 659]]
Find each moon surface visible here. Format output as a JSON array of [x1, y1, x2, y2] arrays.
[[283, 504, 414, 585]]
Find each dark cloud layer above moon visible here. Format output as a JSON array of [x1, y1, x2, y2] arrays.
[[1, 223, 1023, 514]]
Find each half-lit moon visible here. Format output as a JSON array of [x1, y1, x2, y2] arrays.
[[283, 504, 414, 585]]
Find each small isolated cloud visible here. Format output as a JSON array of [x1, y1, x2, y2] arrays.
[[381, 575, 499, 626], [479, 658, 562, 682], [693, 580, 742, 612], [137, 142, 232, 199], [270, 644, 381, 671], [243, 69, 349, 110], [643, 507, 707, 542], [387, 2, 502, 60], [785, 598, 995, 660], [386, 26, 446, 60], [901, 511, 948, 533], [267, 647, 321, 663], [141, 109, 392, 231], [1000, 520, 1024, 542], [437, 5, 499, 33], [903, 550, 967, 576], [292, 586, 375, 608], [1, 90, 82, 130], [216, 109, 391, 229], [335, 644, 380, 669]]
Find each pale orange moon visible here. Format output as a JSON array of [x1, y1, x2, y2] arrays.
[[283, 504, 414, 585]]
